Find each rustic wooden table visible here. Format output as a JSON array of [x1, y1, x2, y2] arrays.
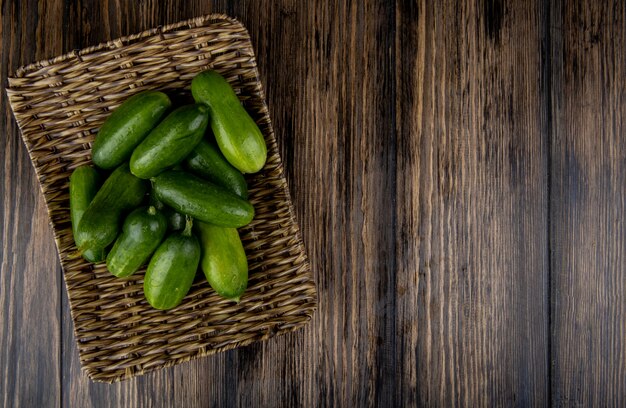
[[1, 1, 624, 406]]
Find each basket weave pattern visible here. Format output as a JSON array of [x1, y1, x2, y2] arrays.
[[6, 14, 316, 382]]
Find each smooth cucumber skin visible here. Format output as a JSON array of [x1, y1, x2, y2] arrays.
[[69, 166, 107, 262], [130, 104, 209, 179], [82, 248, 107, 263], [76, 164, 149, 252], [106, 206, 167, 278], [143, 232, 200, 310], [70, 166, 100, 233], [191, 70, 267, 174], [152, 170, 254, 228], [185, 140, 248, 199], [92, 91, 171, 169], [195, 221, 248, 302]]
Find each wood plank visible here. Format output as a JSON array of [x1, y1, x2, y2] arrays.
[[0, 0, 65, 406], [395, 0, 549, 405], [226, 0, 401, 406], [550, 1, 626, 405]]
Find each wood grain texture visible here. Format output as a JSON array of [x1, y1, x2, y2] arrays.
[[0, 0, 62, 406], [550, 1, 626, 405], [1, 0, 625, 406], [395, 1, 549, 405]]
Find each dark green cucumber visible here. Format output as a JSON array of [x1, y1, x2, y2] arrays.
[[130, 104, 209, 179], [191, 70, 267, 173], [185, 140, 248, 199], [196, 221, 248, 302], [69, 166, 107, 262], [152, 170, 254, 228], [92, 91, 171, 169], [76, 164, 149, 252], [106, 206, 167, 277], [144, 218, 200, 310]]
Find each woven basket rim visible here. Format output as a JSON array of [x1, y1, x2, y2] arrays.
[[6, 13, 317, 382], [10, 13, 245, 79]]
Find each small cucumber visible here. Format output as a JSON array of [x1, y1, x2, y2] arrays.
[[191, 70, 267, 173], [76, 164, 149, 252], [196, 221, 248, 302], [69, 166, 107, 262], [92, 91, 171, 169], [130, 104, 209, 179], [185, 140, 248, 199], [152, 170, 254, 228], [144, 218, 200, 310], [106, 206, 167, 278]]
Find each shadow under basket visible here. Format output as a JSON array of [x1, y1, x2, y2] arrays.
[[6, 14, 317, 383]]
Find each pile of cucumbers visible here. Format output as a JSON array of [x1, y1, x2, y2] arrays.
[[70, 70, 267, 310]]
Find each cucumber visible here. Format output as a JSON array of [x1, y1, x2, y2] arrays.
[[69, 166, 107, 262], [92, 91, 171, 169], [195, 221, 248, 302], [76, 164, 149, 252], [130, 104, 209, 179], [144, 218, 200, 310], [185, 140, 248, 199], [81, 246, 107, 264], [152, 170, 254, 228], [106, 206, 167, 278], [191, 70, 267, 173]]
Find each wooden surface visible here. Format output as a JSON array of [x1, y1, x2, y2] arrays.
[[550, 2, 626, 406], [0, 0, 624, 406]]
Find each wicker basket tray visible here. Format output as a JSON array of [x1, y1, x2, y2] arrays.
[[6, 14, 316, 383]]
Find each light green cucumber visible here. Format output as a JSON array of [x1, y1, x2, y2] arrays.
[[191, 70, 267, 173], [195, 221, 248, 302]]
